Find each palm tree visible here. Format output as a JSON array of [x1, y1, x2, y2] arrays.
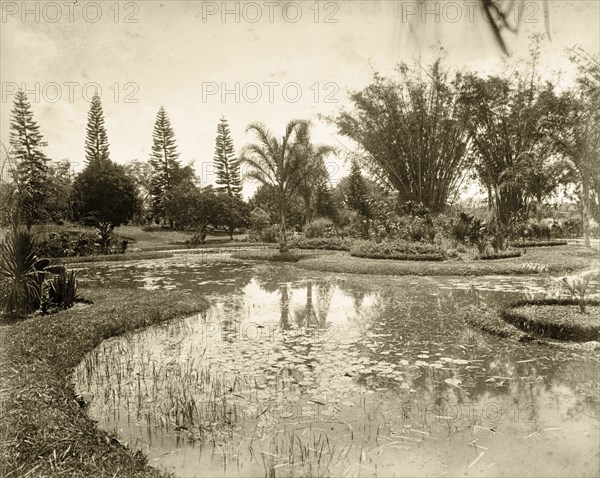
[[240, 120, 308, 252]]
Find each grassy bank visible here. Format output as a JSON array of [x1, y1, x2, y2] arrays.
[[0, 286, 209, 478], [464, 304, 600, 350], [502, 299, 600, 341], [464, 305, 533, 342], [294, 245, 595, 276]]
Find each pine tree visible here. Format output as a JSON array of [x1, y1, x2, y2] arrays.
[[213, 117, 242, 198], [85, 95, 110, 163], [345, 161, 370, 218], [149, 106, 183, 224], [9, 90, 50, 228], [314, 179, 336, 220]]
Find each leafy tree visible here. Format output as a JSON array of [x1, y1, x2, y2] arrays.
[[501, 153, 570, 221], [541, 81, 600, 247], [213, 117, 242, 197], [9, 90, 50, 229], [240, 120, 308, 252], [72, 159, 139, 252], [124, 159, 154, 223], [249, 207, 270, 234], [214, 192, 250, 239], [459, 43, 558, 226], [85, 95, 110, 163], [45, 160, 74, 222], [149, 106, 185, 225], [250, 185, 304, 231], [334, 59, 470, 213], [164, 181, 223, 240]]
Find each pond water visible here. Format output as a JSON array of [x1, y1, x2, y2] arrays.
[[74, 255, 600, 477]]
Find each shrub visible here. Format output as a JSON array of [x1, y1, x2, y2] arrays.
[[39, 231, 130, 258], [392, 215, 437, 243], [304, 218, 335, 239], [186, 232, 206, 247], [0, 228, 45, 318], [350, 239, 445, 261], [450, 212, 472, 243], [290, 237, 351, 251], [260, 225, 279, 243], [249, 207, 270, 233], [558, 218, 581, 238], [46, 269, 78, 309]]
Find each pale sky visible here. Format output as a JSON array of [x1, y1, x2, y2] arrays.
[[1, 0, 599, 197]]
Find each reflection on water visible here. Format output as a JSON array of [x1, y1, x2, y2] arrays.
[[74, 256, 600, 477]]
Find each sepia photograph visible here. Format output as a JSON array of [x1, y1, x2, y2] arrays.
[[0, 1, 599, 477]]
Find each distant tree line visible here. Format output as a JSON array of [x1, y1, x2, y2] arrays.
[[2, 40, 598, 250]]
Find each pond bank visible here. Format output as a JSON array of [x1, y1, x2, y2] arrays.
[[0, 286, 208, 478], [465, 302, 600, 350]]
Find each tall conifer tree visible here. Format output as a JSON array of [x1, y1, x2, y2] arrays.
[[9, 90, 50, 228], [213, 117, 242, 197], [149, 106, 182, 224], [345, 161, 371, 218], [85, 95, 110, 163]]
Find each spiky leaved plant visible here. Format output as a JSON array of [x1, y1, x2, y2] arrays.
[[0, 226, 45, 318], [556, 267, 600, 313], [47, 269, 78, 309]]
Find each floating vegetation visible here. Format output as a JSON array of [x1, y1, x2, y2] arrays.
[[73, 258, 600, 477]]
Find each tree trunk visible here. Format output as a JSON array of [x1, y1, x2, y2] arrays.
[[279, 196, 288, 253], [536, 194, 543, 223], [582, 177, 591, 248], [303, 194, 312, 226]]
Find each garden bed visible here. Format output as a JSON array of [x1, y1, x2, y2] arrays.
[[513, 240, 569, 248], [502, 299, 600, 341], [349, 239, 445, 261], [289, 237, 352, 251], [478, 250, 522, 260], [0, 287, 208, 477]]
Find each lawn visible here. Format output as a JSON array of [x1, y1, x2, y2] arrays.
[[293, 244, 596, 276]]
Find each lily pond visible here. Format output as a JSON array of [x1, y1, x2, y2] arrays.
[[73, 254, 599, 477]]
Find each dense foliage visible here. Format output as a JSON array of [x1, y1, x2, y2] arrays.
[[335, 59, 470, 213]]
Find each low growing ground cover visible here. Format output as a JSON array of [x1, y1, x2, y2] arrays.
[[349, 239, 445, 261], [502, 299, 600, 341], [0, 286, 208, 478]]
